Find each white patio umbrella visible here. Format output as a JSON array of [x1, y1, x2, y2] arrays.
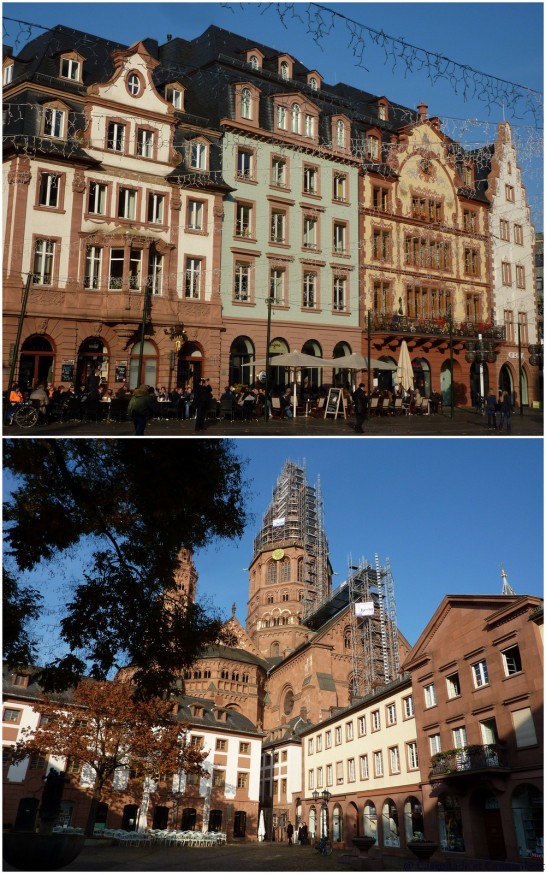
[[258, 809, 266, 842], [396, 340, 414, 391], [327, 353, 397, 371], [244, 351, 334, 417]]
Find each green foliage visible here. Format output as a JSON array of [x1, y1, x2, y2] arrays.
[[3, 439, 248, 695], [2, 568, 41, 667]]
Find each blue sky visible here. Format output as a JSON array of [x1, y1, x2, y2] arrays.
[[4, 1, 543, 227], [10, 437, 543, 665]]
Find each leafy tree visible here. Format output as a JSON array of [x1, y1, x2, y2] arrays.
[[2, 568, 41, 666], [11, 678, 207, 836], [3, 439, 248, 695]]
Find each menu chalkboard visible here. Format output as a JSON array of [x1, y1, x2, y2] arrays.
[[60, 362, 74, 382], [324, 388, 342, 418], [115, 362, 128, 383]]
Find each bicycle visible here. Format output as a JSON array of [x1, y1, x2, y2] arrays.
[[9, 401, 39, 428], [315, 836, 333, 856]]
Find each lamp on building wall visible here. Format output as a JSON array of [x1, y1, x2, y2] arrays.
[[312, 789, 320, 803], [164, 323, 187, 352]]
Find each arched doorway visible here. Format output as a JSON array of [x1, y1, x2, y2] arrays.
[[18, 335, 54, 390], [437, 794, 465, 852], [441, 360, 452, 407], [363, 801, 377, 840], [471, 792, 506, 861], [122, 804, 139, 831], [347, 801, 360, 838], [412, 357, 431, 397], [309, 806, 317, 839], [469, 359, 490, 405], [498, 363, 514, 398], [269, 337, 289, 390], [377, 356, 397, 392], [177, 342, 203, 390], [512, 784, 543, 858], [301, 339, 323, 393], [332, 341, 352, 388], [332, 804, 343, 842], [230, 336, 254, 387], [403, 796, 424, 842], [295, 798, 302, 828], [14, 797, 39, 831], [233, 810, 247, 837], [76, 337, 109, 388], [382, 799, 400, 847], [129, 340, 158, 388]]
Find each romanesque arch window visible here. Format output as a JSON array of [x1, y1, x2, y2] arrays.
[[280, 558, 291, 582], [283, 689, 295, 715], [271, 642, 280, 657], [241, 88, 252, 119], [282, 591, 289, 602], [231, 671, 239, 681], [344, 627, 352, 649], [298, 590, 304, 601], [267, 561, 277, 584], [297, 558, 304, 581], [266, 593, 275, 605], [291, 103, 300, 134]]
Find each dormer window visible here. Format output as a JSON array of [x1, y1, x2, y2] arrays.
[[309, 76, 318, 91], [336, 120, 345, 148], [60, 56, 81, 82], [250, 55, 260, 69], [41, 101, 67, 139], [189, 139, 209, 171], [166, 83, 184, 110], [241, 88, 252, 119], [367, 134, 380, 160], [190, 705, 204, 718], [216, 709, 228, 722], [3, 61, 14, 86], [280, 61, 289, 80], [378, 101, 389, 121], [291, 103, 300, 134]]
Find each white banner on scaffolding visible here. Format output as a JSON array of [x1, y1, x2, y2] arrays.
[[272, 517, 285, 527], [355, 601, 375, 617]]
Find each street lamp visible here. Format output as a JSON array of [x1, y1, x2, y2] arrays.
[[264, 296, 274, 422], [164, 323, 186, 351]]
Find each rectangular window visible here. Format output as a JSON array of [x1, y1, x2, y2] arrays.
[[303, 165, 318, 195], [305, 114, 315, 138], [303, 271, 317, 308], [316, 766, 323, 788], [303, 216, 317, 249], [516, 265, 526, 288], [512, 707, 537, 748], [429, 733, 442, 755], [345, 721, 354, 741], [190, 142, 207, 170], [336, 761, 344, 784], [66, 756, 81, 775], [185, 258, 201, 299], [472, 659, 489, 688], [108, 248, 124, 290], [333, 173, 347, 202], [403, 695, 414, 718], [129, 248, 142, 291], [452, 726, 467, 749], [2, 708, 21, 723], [335, 726, 342, 745], [137, 128, 154, 158], [373, 751, 383, 777], [514, 224, 524, 245], [308, 769, 315, 790], [147, 192, 165, 224], [325, 730, 332, 749], [371, 710, 380, 731], [424, 683, 437, 707], [84, 246, 102, 290], [43, 107, 65, 138], [88, 181, 107, 215], [276, 105, 287, 130], [347, 758, 355, 782], [333, 222, 346, 254], [505, 184, 515, 202], [308, 738, 314, 755], [271, 157, 286, 187], [480, 718, 498, 746], [464, 247, 479, 275], [446, 672, 461, 699], [407, 741, 419, 770], [212, 769, 225, 787], [271, 210, 286, 243], [502, 644, 522, 676], [270, 268, 285, 305], [166, 87, 183, 109], [333, 275, 347, 312], [234, 261, 250, 302], [373, 186, 390, 211], [190, 735, 204, 749], [215, 738, 227, 751], [239, 742, 250, 755], [316, 735, 322, 753], [237, 772, 248, 789], [463, 209, 477, 232], [39, 172, 59, 208], [3, 63, 14, 85], [386, 703, 397, 725], [61, 57, 80, 80], [236, 202, 252, 238], [358, 716, 366, 736], [505, 309, 514, 342], [237, 148, 254, 180], [502, 262, 512, 285], [373, 229, 390, 261], [33, 239, 54, 285], [107, 121, 125, 152], [500, 219, 510, 241], [389, 746, 400, 774], [187, 200, 203, 231], [326, 764, 333, 786], [2, 746, 12, 766], [359, 754, 369, 780], [118, 187, 136, 220]]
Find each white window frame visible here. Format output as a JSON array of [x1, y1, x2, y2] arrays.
[[148, 192, 165, 224], [272, 157, 286, 187], [118, 187, 136, 220], [407, 741, 419, 770], [39, 172, 59, 208], [424, 683, 437, 707], [88, 181, 107, 215], [43, 107, 65, 138], [386, 703, 397, 726], [270, 268, 285, 305], [373, 751, 383, 777], [371, 709, 381, 731], [149, 250, 163, 296], [127, 72, 141, 96], [137, 128, 154, 158], [234, 261, 250, 301], [190, 141, 207, 171], [84, 246, 102, 290], [429, 733, 442, 755], [303, 271, 317, 309], [3, 63, 14, 85], [108, 121, 125, 152], [471, 659, 489, 688], [241, 88, 252, 119], [271, 210, 286, 244], [403, 695, 414, 718], [389, 746, 400, 774], [61, 57, 80, 80], [501, 645, 522, 676], [33, 239, 54, 285], [187, 199, 203, 231], [333, 222, 346, 254], [359, 754, 369, 780], [185, 258, 202, 299], [303, 216, 317, 249]]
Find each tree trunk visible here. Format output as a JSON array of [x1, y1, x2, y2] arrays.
[[84, 780, 104, 838]]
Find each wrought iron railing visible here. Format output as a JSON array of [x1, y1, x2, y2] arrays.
[[430, 744, 509, 777], [372, 312, 506, 341]]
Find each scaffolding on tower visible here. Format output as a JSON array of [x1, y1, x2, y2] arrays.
[[252, 460, 330, 616]]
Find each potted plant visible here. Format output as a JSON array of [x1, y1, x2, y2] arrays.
[[407, 832, 438, 861]]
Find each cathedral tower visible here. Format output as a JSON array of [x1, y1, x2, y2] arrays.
[[246, 460, 331, 659]]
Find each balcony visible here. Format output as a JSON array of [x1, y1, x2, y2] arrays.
[[372, 312, 506, 341], [430, 744, 509, 780]]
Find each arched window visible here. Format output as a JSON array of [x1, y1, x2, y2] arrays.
[[404, 796, 424, 841], [241, 88, 252, 119], [130, 340, 157, 389], [336, 120, 345, 147], [266, 594, 274, 605], [249, 55, 259, 69], [291, 103, 300, 134], [344, 627, 352, 649], [511, 785, 543, 857], [282, 591, 289, 602], [363, 802, 377, 839], [280, 61, 289, 80], [283, 689, 295, 715], [271, 642, 280, 657], [297, 557, 304, 581], [267, 561, 277, 584], [281, 558, 291, 582], [437, 794, 465, 852], [332, 804, 343, 842]]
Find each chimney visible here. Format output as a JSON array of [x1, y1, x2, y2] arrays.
[[417, 101, 428, 121]]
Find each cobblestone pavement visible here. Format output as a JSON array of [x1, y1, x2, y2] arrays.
[[4, 407, 543, 438]]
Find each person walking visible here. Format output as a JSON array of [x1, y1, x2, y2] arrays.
[[286, 821, 294, 846], [194, 377, 212, 431], [485, 387, 498, 431], [127, 384, 156, 435], [352, 383, 368, 433], [498, 390, 512, 434]]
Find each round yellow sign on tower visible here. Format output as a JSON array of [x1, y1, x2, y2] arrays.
[[272, 548, 285, 560]]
